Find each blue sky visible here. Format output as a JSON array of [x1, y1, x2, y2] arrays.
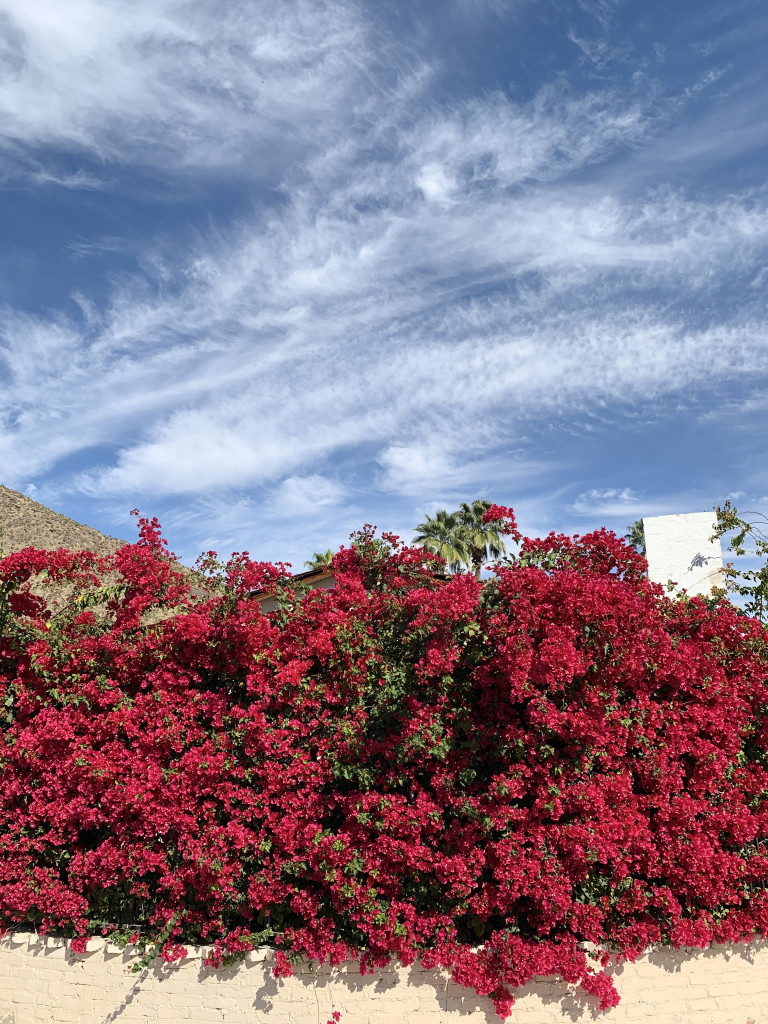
[[1, 0, 767, 568]]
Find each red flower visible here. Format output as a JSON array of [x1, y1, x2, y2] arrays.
[[1, 508, 767, 1017]]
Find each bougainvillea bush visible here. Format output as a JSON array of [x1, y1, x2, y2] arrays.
[[1, 508, 768, 1017]]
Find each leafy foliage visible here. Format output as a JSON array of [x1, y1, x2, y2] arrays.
[[412, 508, 469, 572], [712, 501, 768, 621], [413, 500, 509, 578], [305, 549, 337, 571], [623, 520, 646, 557], [1, 509, 767, 1018], [455, 500, 508, 579]]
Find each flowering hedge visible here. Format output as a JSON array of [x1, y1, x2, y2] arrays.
[[1, 508, 767, 1017]]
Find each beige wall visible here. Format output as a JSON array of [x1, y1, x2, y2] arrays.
[[1, 933, 767, 1024]]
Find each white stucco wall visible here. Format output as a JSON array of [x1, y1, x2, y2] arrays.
[[643, 512, 724, 597], [1, 933, 767, 1024]]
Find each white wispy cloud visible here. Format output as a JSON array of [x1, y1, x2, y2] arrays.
[[0, 0, 369, 175], [1, 0, 767, 550], [570, 487, 675, 518], [266, 474, 348, 517]]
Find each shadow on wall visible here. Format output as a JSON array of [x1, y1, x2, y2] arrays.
[[90, 952, 603, 1024], [643, 940, 768, 972], [140, 957, 505, 1023], [99, 973, 144, 1024], [4, 934, 768, 1024], [204, 955, 600, 1024]]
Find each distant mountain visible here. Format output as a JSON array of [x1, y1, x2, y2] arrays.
[[0, 485, 125, 557]]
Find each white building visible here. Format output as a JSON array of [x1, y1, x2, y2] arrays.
[[643, 511, 724, 597]]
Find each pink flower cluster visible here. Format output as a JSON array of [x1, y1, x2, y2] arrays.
[[1, 513, 767, 1017]]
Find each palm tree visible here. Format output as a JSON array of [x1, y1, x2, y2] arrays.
[[624, 520, 646, 556], [455, 500, 507, 580], [413, 500, 507, 579], [304, 549, 335, 571], [412, 509, 470, 573]]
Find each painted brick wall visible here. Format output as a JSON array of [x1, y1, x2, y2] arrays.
[[1, 934, 767, 1024]]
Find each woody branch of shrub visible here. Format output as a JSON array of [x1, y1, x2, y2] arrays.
[[1, 507, 767, 1018]]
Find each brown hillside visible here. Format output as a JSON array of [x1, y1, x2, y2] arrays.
[[0, 487, 206, 624], [0, 485, 126, 557]]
